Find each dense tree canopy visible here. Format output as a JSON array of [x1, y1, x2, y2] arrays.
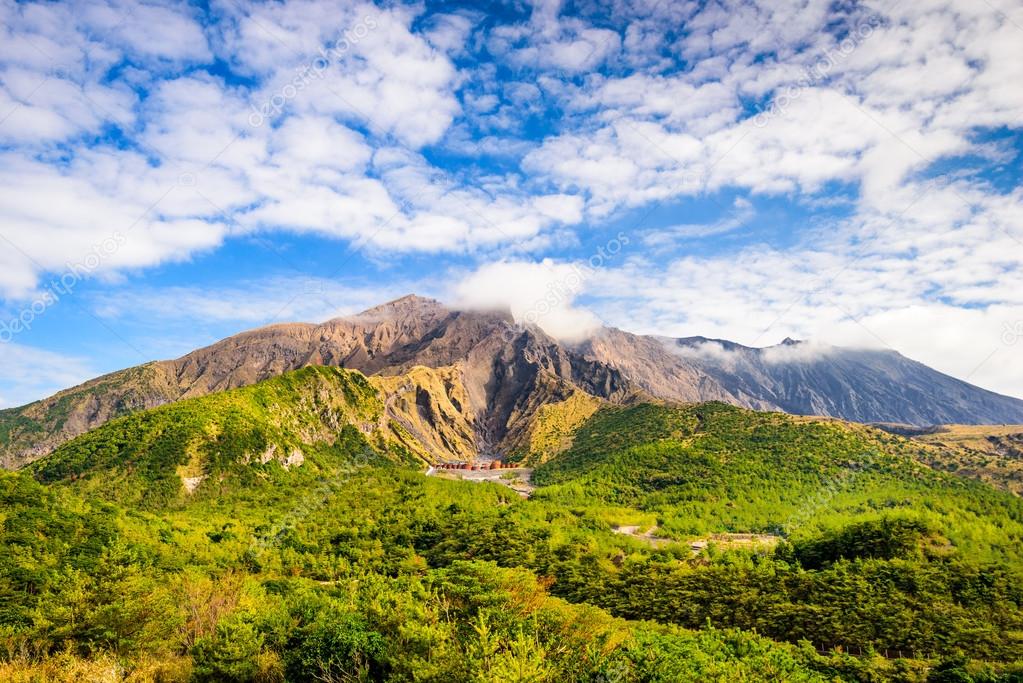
[[3, 371, 1022, 681]]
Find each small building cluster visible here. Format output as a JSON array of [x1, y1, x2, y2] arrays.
[[435, 461, 504, 470]]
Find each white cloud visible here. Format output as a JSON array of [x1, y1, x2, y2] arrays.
[[487, 0, 621, 74], [0, 0, 600, 299], [759, 340, 849, 365], [669, 337, 849, 370], [0, 151, 234, 297], [532, 194, 584, 224], [423, 12, 478, 56], [669, 340, 746, 372], [453, 260, 602, 342], [643, 196, 754, 246], [523, 0, 1021, 219], [81, 1, 212, 63], [221, 1, 462, 148]]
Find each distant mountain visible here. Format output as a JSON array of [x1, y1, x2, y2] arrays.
[[3, 294, 1023, 469], [582, 333, 1023, 426]]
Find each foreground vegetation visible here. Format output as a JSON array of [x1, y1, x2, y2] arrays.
[[3, 369, 1023, 681]]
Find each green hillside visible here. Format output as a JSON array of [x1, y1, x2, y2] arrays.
[[533, 402, 1023, 562], [4, 372, 1023, 680], [30, 366, 416, 508], [0, 362, 181, 470]]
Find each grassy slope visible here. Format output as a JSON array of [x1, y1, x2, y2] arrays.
[[0, 363, 180, 469], [512, 390, 603, 466], [907, 424, 1023, 496]]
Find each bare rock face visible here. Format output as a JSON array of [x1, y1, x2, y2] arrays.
[[370, 366, 480, 462], [576, 328, 753, 406], [662, 336, 1023, 426], [168, 295, 454, 397], [569, 330, 1023, 426], [4, 294, 1023, 469]]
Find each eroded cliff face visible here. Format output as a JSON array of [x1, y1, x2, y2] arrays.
[[370, 366, 480, 463]]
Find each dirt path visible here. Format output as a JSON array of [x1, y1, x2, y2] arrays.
[[687, 533, 780, 552], [612, 527, 781, 552], [611, 525, 673, 547]]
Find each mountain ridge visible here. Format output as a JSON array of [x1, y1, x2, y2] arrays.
[[3, 294, 1023, 469]]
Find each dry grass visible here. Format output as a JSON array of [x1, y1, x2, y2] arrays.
[[524, 391, 602, 465], [0, 653, 192, 683], [908, 424, 1023, 496], [913, 424, 1023, 451]]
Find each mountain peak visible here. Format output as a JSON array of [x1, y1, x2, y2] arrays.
[[354, 294, 447, 319]]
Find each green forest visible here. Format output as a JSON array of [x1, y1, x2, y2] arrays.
[[2, 368, 1022, 681]]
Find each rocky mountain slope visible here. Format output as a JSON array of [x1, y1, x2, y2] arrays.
[[0, 296, 632, 468], [4, 294, 1023, 469], [584, 334, 1023, 426]]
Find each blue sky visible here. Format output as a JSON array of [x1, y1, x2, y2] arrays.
[[1, 0, 1022, 407]]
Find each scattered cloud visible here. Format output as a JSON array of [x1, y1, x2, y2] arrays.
[[487, 0, 621, 74], [0, 0, 1021, 399], [643, 197, 755, 247], [453, 260, 602, 342], [0, 0, 586, 300]]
